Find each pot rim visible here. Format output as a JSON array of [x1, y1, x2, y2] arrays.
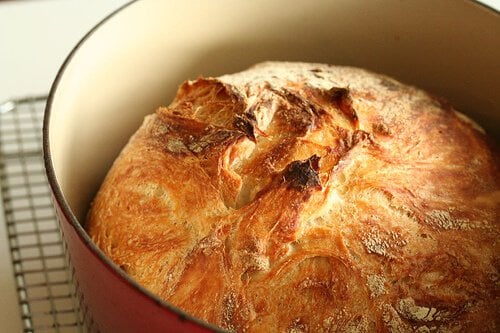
[[42, 0, 498, 332]]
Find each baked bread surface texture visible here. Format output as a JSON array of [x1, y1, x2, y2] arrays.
[[87, 62, 499, 332]]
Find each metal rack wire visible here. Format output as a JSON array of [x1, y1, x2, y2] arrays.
[[0, 96, 86, 332]]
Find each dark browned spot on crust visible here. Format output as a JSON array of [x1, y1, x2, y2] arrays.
[[310, 68, 325, 79], [283, 155, 321, 191], [326, 87, 359, 128], [234, 111, 257, 142]]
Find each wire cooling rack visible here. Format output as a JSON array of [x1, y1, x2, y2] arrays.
[[0, 96, 86, 333]]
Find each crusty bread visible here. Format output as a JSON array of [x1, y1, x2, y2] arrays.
[[87, 62, 499, 332]]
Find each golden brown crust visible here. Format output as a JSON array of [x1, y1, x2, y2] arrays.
[[87, 62, 499, 332]]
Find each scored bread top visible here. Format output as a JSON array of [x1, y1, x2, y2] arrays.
[[87, 62, 499, 332]]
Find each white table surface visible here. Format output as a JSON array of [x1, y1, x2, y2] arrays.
[[0, 0, 498, 332]]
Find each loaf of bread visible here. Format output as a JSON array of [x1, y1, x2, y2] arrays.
[[87, 62, 499, 332]]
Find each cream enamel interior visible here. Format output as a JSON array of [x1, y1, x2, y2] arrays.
[[47, 0, 499, 223]]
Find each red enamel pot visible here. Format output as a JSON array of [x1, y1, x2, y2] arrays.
[[43, 0, 499, 332]]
